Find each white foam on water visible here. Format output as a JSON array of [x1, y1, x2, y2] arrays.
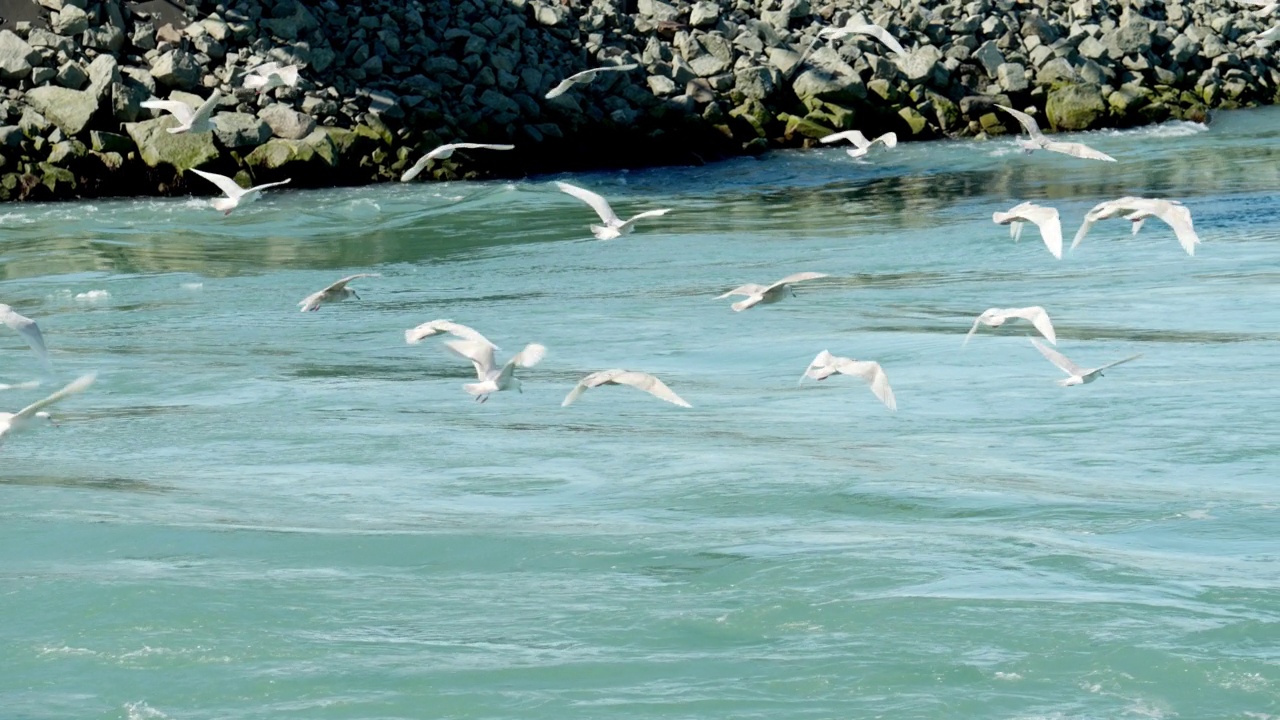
[[74, 290, 111, 302]]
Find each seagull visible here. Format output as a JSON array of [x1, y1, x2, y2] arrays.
[[992, 202, 1063, 259], [965, 307, 1057, 346], [545, 64, 639, 99], [0, 372, 95, 446], [799, 350, 897, 411], [400, 143, 516, 182], [716, 272, 829, 312], [1072, 197, 1200, 255], [189, 169, 291, 215], [404, 319, 498, 349], [820, 130, 898, 158], [818, 19, 907, 55], [0, 380, 41, 391], [1235, 0, 1280, 16], [562, 369, 691, 408], [554, 181, 672, 240], [242, 61, 300, 94], [444, 339, 546, 402], [297, 274, 380, 312], [1255, 24, 1280, 46], [1031, 339, 1141, 387], [1, 304, 51, 371], [140, 89, 222, 134], [995, 104, 1116, 162]]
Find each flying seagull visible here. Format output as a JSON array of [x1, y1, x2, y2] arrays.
[[1031, 339, 1141, 387], [554, 181, 672, 240], [189, 169, 291, 215], [799, 350, 897, 411], [0, 372, 96, 446], [716, 272, 829, 312], [995, 104, 1116, 162], [242, 61, 300, 93], [400, 143, 516, 182], [965, 306, 1057, 345], [141, 89, 222, 134], [1072, 197, 1200, 255], [298, 274, 380, 312], [444, 339, 546, 402], [818, 19, 907, 55], [562, 369, 691, 408], [1256, 24, 1280, 45], [545, 64, 639, 99], [992, 202, 1063, 259], [820, 130, 898, 158], [1, 304, 51, 371], [404, 319, 498, 349]]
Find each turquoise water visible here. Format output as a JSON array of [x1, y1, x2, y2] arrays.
[[2, 107, 1279, 719]]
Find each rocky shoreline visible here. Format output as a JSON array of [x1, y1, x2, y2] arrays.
[[0, 0, 1275, 203]]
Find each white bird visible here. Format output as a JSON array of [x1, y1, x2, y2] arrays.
[[545, 64, 639, 99], [995, 104, 1116, 162], [820, 130, 898, 158], [1, 304, 51, 370], [189, 169, 291, 215], [0, 372, 95, 446], [965, 306, 1057, 346], [404, 319, 498, 349], [1235, 0, 1279, 16], [799, 350, 897, 411], [400, 143, 516, 182], [242, 61, 300, 93], [1030, 339, 1141, 387], [297, 274, 380, 312], [444, 339, 546, 402], [562, 369, 691, 408], [716, 272, 829, 312], [0, 380, 41, 391], [140, 89, 222, 134], [1072, 196, 1200, 255], [992, 202, 1063, 259], [818, 20, 908, 55], [554, 181, 672, 240], [1255, 24, 1280, 46]]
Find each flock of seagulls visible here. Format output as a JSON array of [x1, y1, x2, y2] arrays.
[[3, 35, 1214, 444]]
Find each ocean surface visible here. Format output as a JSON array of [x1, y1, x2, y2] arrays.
[[2, 106, 1278, 720]]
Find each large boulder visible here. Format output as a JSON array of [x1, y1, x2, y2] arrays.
[[25, 86, 98, 135], [124, 116, 220, 171], [0, 30, 39, 81], [1046, 83, 1106, 131], [149, 49, 200, 90], [212, 112, 271, 148], [243, 129, 338, 172], [257, 104, 316, 140]]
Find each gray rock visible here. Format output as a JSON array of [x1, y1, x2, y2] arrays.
[[258, 104, 316, 140], [690, 1, 720, 27], [111, 77, 150, 122], [56, 61, 87, 89], [27, 28, 72, 52], [638, 0, 679, 21], [0, 125, 23, 149], [84, 25, 126, 53], [792, 67, 865, 104], [212, 112, 271, 148], [996, 62, 1028, 92], [766, 47, 803, 76], [1105, 18, 1151, 57], [26, 86, 98, 135], [973, 41, 1005, 78], [1037, 57, 1078, 85], [0, 30, 39, 81], [150, 50, 200, 90], [1046, 83, 1106, 130], [20, 107, 50, 137], [51, 5, 88, 35], [31, 66, 56, 85], [898, 45, 946, 86], [647, 74, 677, 96], [125, 116, 220, 171], [734, 66, 775, 100], [1077, 35, 1108, 61], [89, 130, 132, 154], [1170, 35, 1198, 64], [86, 55, 119, 103], [260, 4, 321, 41]]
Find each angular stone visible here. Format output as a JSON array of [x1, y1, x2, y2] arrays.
[[212, 112, 271, 148], [257, 104, 316, 140], [996, 62, 1028, 93], [1045, 83, 1106, 130], [734, 66, 775, 100], [51, 5, 89, 35], [973, 41, 1004, 78], [124, 116, 220, 171], [1105, 18, 1151, 57], [86, 55, 119, 103], [638, 0, 679, 21], [25, 86, 97, 135], [150, 49, 200, 90], [1037, 57, 1077, 85], [31, 66, 55, 85], [0, 30, 39, 81], [690, 1, 720, 27], [1077, 35, 1108, 61], [244, 129, 338, 171], [647, 74, 677, 96], [792, 68, 865, 104], [897, 45, 946, 86], [898, 106, 927, 134], [766, 47, 802, 76], [689, 52, 729, 77], [56, 61, 87, 89], [89, 130, 132, 153], [782, 112, 832, 140]]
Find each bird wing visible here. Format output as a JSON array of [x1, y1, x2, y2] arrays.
[[555, 182, 619, 224], [14, 372, 95, 420], [140, 99, 195, 125], [962, 315, 986, 346], [1015, 203, 1063, 258], [1031, 338, 1083, 376], [400, 154, 433, 182], [766, 272, 830, 292], [450, 143, 516, 152], [242, 74, 268, 90], [1007, 306, 1057, 345], [820, 130, 870, 147], [297, 291, 324, 311], [276, 65, 300, 86], [190, 169, 248, 199], [1154, 203, 1200, 255], [497, 343, 547, 385], [444, 339, 497, 379], [850, 23, 907, 55], [248, 61, 282, 76], [0, 304, 51, 367], [405, 320, 496, 347], [835, 360, 896, 411], [995, 104, 1042, 139], [1095, 353, 1143, 372], [320, 273, 379, 294], [799, 349, 837, 385], [544, 77, 577, 99], [561, 369, 624, 406], [245, 178, 292, 195], [620, 208, 672, 230], [873, 132, 898, 148], [715, 283, 767, 299], [192, 90, 222, 125], [1043, 139, 1116, 162], [609, 371, 691, 407]]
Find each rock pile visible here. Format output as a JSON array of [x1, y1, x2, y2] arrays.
[[0, 0, 1276, 202]]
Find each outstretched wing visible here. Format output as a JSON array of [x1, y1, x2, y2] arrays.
[[715, 283, 767, 299], [561, 369, 625, 406], [275, 65, 300, 86], [873, 132, 898, 149], [190, 169, 248, 199], [1043, 139, 1116, 162], [609, 371, 691, 407], [321, 273, 379, 294], [962, 315, 987, 346], [0, 304, 51, 369], [820, 130, 871, 148], [1011, 203, 1062, 258], [1031, 338, 1083, 376], [619, 208, 671, 231], [140, 99, 195, 125], [444, 339, 497, 379], [766, 272, 830, 292], [544, 77, 578, 99], [450, 143, 516, 152], [835, 359, 896, 411], [1154, 203, 1200, 255], [1096, 353, 1143, 372], [555, 182, 619, 224], [400, 154, 433, 182], [245, 178, 292, 195], [191, 90, 222, 125], [405, 320, 497, 348], [1007, 306, 1057, 345], [497, 343, 547, 385], [995, 104, 1042, 139], [15, 373, 95, 420], [799, 349, 837, 385]]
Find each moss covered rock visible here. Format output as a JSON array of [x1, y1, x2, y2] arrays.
[[1046, 84, 1106, 131], [124, 117, 219, 171]]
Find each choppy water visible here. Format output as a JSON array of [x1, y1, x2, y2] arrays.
[[3, 107, 1279, 720]]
